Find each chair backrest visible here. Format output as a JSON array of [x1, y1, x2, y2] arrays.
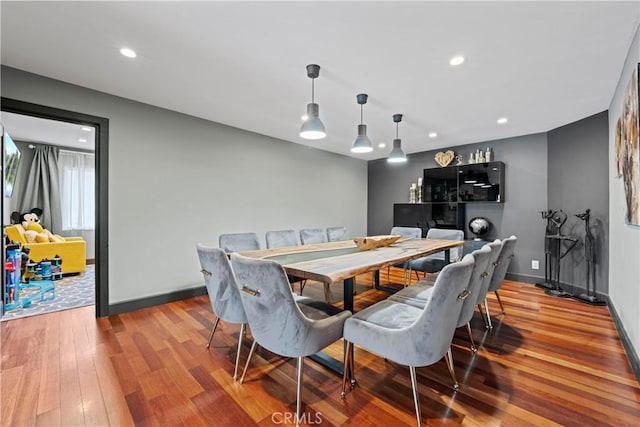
[[326, 226, 349, 242], [266, 230, 299, 248], [196, 244, 247, 324], [230, 253, 317, 357], [487, 235, 518, 292], [299, 228, 328, 245], [402, 254, 475, 367], [390, 226, 422, 239], [475, 239, 502, 305], [457, 245, 492, 327], [219, 232, 260, 253], [424, 228, 465, 261]]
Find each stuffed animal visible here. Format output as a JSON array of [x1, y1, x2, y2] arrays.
[[10, 208, 64, 243], [11, 208, 43, 229]]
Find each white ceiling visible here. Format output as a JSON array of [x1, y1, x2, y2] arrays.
[[1, 1, 638, 160], [0, 112, 96, 151]]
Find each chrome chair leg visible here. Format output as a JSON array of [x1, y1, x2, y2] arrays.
[[465, 323, 477, 353], [409, 366, 421, 427], [206, 317, 220, 349], [341, 341, 352, 397], [240, 340, 257, 384], [495, 290, 505, 314], [477, 303, 489, 328], [445, 348, 459, 390], [233, 323, 246, 381], [484, 297, 493, 329], [296, 356, 304, 427]]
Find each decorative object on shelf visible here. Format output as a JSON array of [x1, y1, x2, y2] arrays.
[[409, 183, 417, 203], [299, 64, 326, 140], [417, 177, 423, 203], [455, 154, 463, 165], [468, 217, 490, 240], [387, 114, 407, 163], [485, 147, 492, 162], [351, 93, 373, 153], [354, 235, 402, 250], [468, 152, 475, 164], [434, 150, 455, 167], [573, 209, 606, 306], [475, 149, 484, 163]]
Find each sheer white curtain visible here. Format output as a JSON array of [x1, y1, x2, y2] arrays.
[[58, 150, 95, 231]]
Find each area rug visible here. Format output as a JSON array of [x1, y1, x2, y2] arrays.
[[1, 264, 95, 321]]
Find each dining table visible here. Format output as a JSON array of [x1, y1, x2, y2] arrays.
[[237, 237, 465, 376], [238, 237, 464, 313]]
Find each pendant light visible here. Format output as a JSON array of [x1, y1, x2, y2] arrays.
[[387, 114, 407, 163], [351, 93, 373, 153], [300, 64, 326, 140]]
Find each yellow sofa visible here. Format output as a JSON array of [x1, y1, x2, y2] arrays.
[[5, 224, 86, 274]]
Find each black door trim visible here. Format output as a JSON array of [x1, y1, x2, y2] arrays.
[[1, 97, 109, 317]]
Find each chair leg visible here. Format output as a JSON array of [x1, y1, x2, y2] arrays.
[[300, 279, 307, 295], [465, 323, 477, 353], [240, 340, 258, 384], [494, 290, 505, 314], [296, 356, 304, 427], [445, 347, 460, 390], [409, 366, 421, 427], [341, 341, 352, 397], [206, 317, 220, 349], [477, 303, 489, 328], [233, 323, 246, 381], [484, 297, 493, 329]]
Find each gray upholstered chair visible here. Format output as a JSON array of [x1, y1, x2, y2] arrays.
[[388, 245, 493, 353], [266, 229, 299, 248], [266, 229, 306, 294], [484, 235, 517, 327], [408, 228, 465, 277], [218, 232, 260, 253], [342, 254, 475, 426], [475, 239, 503, 328], [327, 226, 349, 242], [230, 253, 351, 427], [196, 244, 248, 380], [299, 228, 328, 245], [387, 227, 423, 284], [390, 226, 422, 239]]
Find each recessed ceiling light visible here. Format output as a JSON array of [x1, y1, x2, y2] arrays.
[[449, 56, 465, 66], [378, 143, 386, 148], [78, 138, 87, 143], [497, 117, 508, 124], [81, 126, 92, 132], [120, 47, 137, 58], [428, 132, 437, 138]]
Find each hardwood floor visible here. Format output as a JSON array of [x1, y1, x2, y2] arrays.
[[2, 268, 639, 426]]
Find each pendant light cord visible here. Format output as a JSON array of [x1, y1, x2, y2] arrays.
[[360, 104, 364, 124], [311, 78, 315, 103]]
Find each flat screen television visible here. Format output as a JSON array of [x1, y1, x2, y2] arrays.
[[3, 131, 21, 198]]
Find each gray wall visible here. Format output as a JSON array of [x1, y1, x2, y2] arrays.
[[369, 133, 548, 282], [608, 25, 640, 362], [1, 66, 368, 305], [548, 111, 609, 294]]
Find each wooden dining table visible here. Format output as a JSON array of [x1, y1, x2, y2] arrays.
[[238, 237, 464, 314], [238, 237, 464, 376]]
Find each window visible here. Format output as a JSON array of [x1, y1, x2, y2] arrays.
[[58, 151, 95, 230]]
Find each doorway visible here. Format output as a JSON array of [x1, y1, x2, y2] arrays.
[[1, 98, 109, 317]]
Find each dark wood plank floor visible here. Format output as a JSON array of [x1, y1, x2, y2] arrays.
[[2, 268, 639, 426]]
